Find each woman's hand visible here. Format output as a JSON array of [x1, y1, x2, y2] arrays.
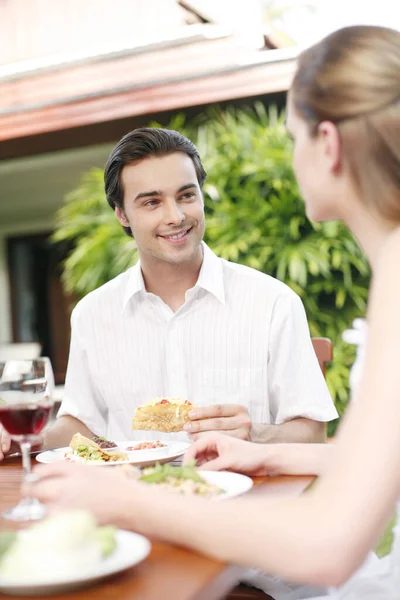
[[23, 462, 140, 526], [183, 432, 278, 476]]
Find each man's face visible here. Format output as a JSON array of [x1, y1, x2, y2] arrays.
[[116, 152, 206, 266]]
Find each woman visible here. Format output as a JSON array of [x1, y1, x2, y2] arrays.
[[27, 25, 400, 598]]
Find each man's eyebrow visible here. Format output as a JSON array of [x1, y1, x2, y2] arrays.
[[134, 189, 162, 202], [133, 184, 197, 202], [177, 183, 197, 194]]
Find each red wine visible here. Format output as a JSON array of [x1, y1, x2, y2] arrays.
[[0, 404, 50, 435]]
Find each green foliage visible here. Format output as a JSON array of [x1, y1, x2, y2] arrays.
[[52, 169, 138, 298], [53, 104, 370, 428]]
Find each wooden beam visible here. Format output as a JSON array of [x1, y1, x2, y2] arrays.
[[0, 60, 295, 142]]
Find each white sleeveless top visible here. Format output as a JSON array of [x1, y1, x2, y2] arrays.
[[245, 319, 400, 599], [312, 319, 400, 599]]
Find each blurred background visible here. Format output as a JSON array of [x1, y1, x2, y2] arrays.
[[0, 0, 398, 428]]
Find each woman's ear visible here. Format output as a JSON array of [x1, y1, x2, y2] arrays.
[[115, 205, 129, 227], [317, 121, 342, 173]]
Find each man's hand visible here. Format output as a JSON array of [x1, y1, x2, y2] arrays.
[[183, 432, 274, 475], [0, 426, 16, 461], [1, 415, 95, 462], [183, 404, 252, 440]]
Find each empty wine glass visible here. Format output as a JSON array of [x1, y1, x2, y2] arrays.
[[0, 358, 54, 521]]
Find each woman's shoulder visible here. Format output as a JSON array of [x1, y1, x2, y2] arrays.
[[383, 227, 400, 253], [369, 227, 400, 319], [376, 227, 400, 274]]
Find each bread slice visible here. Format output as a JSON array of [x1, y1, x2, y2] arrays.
[[132, 399, 194, 432]]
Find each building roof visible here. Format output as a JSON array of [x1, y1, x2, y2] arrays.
[[0, 36, 297, 143], [0, 1, 298, 147]]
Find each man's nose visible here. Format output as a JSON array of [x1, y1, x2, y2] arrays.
[[163, 200, 184, 225]]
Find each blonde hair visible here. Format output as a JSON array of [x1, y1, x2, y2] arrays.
[[291, 26, 400, 221]]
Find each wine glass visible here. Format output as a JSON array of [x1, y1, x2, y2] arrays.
[[0, 358, 54, 521]]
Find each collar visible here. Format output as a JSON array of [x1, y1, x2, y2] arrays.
[[122, 242, 225, 313], [195, 243, 225, 304], [122, 262, 146, 313]]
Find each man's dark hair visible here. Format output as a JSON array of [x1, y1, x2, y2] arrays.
[[104, 127, 207, 237]]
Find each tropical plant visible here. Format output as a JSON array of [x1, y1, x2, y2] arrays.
[[53, 104, 370, 432], [52, 169, 138, 299]]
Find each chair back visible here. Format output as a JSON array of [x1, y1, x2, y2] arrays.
[[311, 337, 332, 377]]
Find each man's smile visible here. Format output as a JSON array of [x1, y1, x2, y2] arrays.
[[158, 227, 193, 243]]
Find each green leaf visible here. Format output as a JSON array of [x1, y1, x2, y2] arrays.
[[95, 526, 117, 557], [0, 532, 17, 562]]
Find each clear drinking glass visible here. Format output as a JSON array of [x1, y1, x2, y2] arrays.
[[0, 358, 54, 521]]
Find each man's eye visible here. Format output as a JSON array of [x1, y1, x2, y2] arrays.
[[180, 192, 195, 201], [144, 199, 159, 207]]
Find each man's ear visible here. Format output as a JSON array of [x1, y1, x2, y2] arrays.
[[115, 205, 129, 227], [317, 121, 342, 173]]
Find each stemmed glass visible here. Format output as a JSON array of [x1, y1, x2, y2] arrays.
[[0, 358, 54, 521]]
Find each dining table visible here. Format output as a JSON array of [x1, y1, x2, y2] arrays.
[[0, 456, 314, 600]]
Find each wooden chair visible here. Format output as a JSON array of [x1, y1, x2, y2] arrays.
[[224, 585, 274, 599], [311, 337, 333, 377]]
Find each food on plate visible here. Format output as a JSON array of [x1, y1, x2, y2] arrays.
[[132, 397, 195, 432], [0, 532, 16, 562], [65, 433, 128, 463], [91, 435, 117, 449], [0, 511, 116, 583], [122, 462, 224, 497], [126, 440, 167, 451], [95, 525, 117, 557]]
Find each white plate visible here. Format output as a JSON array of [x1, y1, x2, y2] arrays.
[[198, 470, 253, 499], [36, 441, 190, 468], [0, 530, 150, 596]]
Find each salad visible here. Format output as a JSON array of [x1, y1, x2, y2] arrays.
[[0, 511, 116, 583], [138, 463, 224, 497]]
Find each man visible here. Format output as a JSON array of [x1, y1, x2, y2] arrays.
[[0, 127, 337, 458]]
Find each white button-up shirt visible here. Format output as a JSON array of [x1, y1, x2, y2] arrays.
[[58, 243, 337, 440]]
